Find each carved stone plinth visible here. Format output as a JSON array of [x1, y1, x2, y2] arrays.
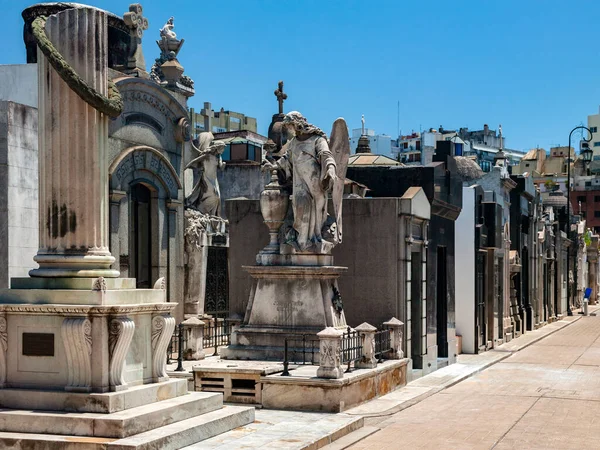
[[222, 265, 348, 361], [383, 317, 405, 359], [355, 322, 377, 369], [316, 327, 344, 379]]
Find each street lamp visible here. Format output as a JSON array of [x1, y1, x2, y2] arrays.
[[581, 141, 593, 175], [567, 126, 593, 316]]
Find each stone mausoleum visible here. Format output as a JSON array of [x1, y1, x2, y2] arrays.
[[0, 2, 235, 323]]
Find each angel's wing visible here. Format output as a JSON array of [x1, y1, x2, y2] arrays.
[[329, 118, 350, 245], [192, 132, 214, 154]]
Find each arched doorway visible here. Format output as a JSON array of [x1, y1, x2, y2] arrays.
[[109, 146, 183, 312]]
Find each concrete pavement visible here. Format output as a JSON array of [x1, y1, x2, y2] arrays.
[[345, 311, 600, 449]]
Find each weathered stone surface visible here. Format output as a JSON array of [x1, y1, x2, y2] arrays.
[[261, 360, 407, 412]]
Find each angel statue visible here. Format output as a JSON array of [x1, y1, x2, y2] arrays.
[[160, 17, 177, 40], [185, 132, 226, 217], [263, 111, 350, 254]]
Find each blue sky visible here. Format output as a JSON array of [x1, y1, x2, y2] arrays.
[[3, 0, 600, 151]]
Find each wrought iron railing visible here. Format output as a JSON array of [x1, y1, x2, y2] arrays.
[[374, 329, 392, 363], [167, 323, 186, 372], [341, 326, 363, 373], [281, 335, 320, 376], [203, 317, 230, 356]]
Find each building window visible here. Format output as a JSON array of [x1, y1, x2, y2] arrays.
[[595, 196, 600, 202], [591, 127, 598, 133], [586, 181, 592, 187], [578, 195, 586, 203], [416, 140, 421, 150], [595, 211, 600, 218], [594, 142, 600, 147], [403, 142, 408, 149]]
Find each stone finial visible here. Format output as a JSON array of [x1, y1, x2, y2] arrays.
[[383, 317, 404, 359], [355, 322, 377, 369], [316, 327, 344, 379]]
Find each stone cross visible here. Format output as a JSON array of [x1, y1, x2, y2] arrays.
[[274, 80, 287, 115], [123, 4, 149, 72], [201, 102, 215, 133]]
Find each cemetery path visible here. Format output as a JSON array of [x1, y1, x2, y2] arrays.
[[348, 312, 600, 450]]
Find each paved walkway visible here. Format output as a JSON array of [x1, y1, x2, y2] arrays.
[[346, 311, 600, 450]]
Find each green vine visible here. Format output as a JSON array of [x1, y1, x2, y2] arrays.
[[31, 15, 123, 118]]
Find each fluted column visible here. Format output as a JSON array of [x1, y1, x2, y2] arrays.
[[30, 6, 118, 277]]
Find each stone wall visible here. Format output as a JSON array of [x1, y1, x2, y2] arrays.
[[218, 163, 269, 219], [0, 101, 39, 287]]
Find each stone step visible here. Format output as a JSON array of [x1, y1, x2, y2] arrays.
[[0, 378, 188, 413], [0, 405, 255, 450], [109, 405, 255, 449], [0, 391, 223, 438]]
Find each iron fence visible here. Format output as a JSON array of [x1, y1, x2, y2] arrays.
[[281, 335, 320, 376], [341, 326, 363, 373], [374, 329, 392, 363], [167, 323, 186, 372], [203, 317, 231, 356]]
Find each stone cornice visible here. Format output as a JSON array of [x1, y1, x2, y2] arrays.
[[0, 303, 176, 316]]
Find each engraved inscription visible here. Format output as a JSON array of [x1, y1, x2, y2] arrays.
[[23, 333, 55, 357]]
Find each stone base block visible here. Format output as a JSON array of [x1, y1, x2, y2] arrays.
[[226, 264, 348, 361], [222, 326, 324, 361], [0, 379, 187, 413], [261, 359, 408, 413]]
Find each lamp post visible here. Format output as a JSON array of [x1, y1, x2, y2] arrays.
[[567, 126, 593, 316]]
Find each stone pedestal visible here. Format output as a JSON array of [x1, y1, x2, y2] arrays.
[[222, 264, 348, 360], [182, 316, 206, 360], [316, 327, 344, 379], [355, 322, 377, 369], [384, 317, 404, 359]]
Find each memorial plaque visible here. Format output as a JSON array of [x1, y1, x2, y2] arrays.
[[22, 333, 55, 356]]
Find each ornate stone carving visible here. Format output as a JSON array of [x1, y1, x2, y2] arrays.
[[0, 316, 7, 386], [185, 133, 226, 216], [108, 317, 135, 389], [62, 318, 93, 392], [123, 3, 149, 73], [151, 314, 175, 381], [316, 327, 344, 379], [175, 117, 190, 143], [92, 277, 107, 293], [262, 113, 350, 255], [153, 277, 166, 290], [383, 317, 404, 359], [0, 304, 174, 315]]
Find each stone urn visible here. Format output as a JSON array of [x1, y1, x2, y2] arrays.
[[260, 170, 288, 254]]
